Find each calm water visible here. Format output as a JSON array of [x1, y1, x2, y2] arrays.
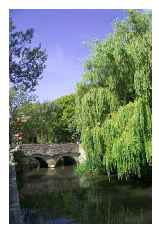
[[16, 165, 152, 224]]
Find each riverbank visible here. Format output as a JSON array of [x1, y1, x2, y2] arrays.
[[9, 163, 23, 224]]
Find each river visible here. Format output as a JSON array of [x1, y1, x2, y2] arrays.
[[15, 165, 152, 224]]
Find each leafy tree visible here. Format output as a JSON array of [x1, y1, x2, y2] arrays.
[[9, 86, 36, 117], [76, 10, 152, 179], [9, 18, 47, 92], [9, 18, 47, 145], [9, 86, 37, 144], [16, 94, 79, 144], [15, 102, 58, 143], [54, 94, 80, 142]]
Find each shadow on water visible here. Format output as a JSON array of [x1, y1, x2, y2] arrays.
[[15, 163, 152, 224]]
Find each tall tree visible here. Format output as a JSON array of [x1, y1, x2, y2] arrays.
[[76, 10, 152, 179], [9, 18, 47, 145], [9, 18, 47, 92]]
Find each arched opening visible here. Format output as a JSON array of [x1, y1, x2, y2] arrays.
[[55, 156, 76, 167], [35, 157, 48, 168]]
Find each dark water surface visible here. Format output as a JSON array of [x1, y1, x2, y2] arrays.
[[16, 165, 152, 224]]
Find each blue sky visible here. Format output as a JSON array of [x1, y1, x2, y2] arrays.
[[10, 9, 128, 102]]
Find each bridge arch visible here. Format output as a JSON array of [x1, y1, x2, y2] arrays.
[[55, 155, 77, 167], [34, 156, 48, 168]]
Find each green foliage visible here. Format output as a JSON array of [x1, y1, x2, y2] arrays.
[[76, 87, 119, 129], [16, 94, 79, 144], [75, 162, 91, 176], [102, 97, 151, 178], [9, 18, 47, 92], [54, 94, 76, 129], [76, 10, 152, 179], [54, 94, 80, 142], [9, 86, 37, 144], [9, 86, 36, 116]]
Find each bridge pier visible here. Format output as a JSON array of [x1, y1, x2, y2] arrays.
[[46, 159, 56, 168]]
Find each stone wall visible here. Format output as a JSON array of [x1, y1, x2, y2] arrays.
[[20, 143, 79, 157]]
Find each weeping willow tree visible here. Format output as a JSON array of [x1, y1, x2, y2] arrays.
[[76, 10, 152, 179]]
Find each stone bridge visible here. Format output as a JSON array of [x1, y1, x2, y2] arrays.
[[17, 143, 86, 168]]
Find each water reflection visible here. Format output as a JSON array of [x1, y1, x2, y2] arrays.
[[20, 166, 80, 194], [17, 166, 152, 224]]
